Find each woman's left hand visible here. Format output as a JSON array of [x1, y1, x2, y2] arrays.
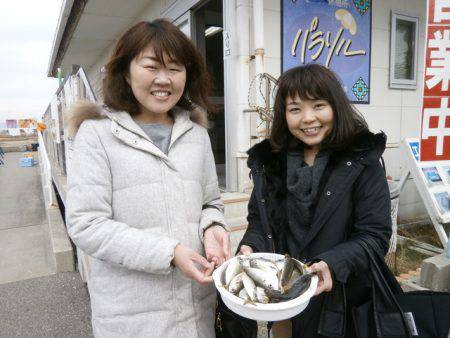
[[308, 261, 333, 296], [204, 225, 231, 267]]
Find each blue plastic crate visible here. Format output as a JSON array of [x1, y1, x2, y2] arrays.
[[20, 157, 34, 167]]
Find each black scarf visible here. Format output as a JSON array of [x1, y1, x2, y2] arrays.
[[285, 151, 329, 255]]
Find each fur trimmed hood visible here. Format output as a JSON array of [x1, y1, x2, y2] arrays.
[[66, 100, 209, 139], [66, 101, 106, 139], [247, 130, 387, 170]]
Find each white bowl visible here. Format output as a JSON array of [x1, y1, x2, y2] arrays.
[[213, 252, 318, 321]]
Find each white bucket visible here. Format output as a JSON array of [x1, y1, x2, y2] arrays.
[[213, 253, 318, 321]]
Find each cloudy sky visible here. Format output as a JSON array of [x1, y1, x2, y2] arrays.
[[0, 0, 63, 122]]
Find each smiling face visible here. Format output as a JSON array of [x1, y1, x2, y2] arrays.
[[127, 44, 186, 123], [285, 94, 334, 152]]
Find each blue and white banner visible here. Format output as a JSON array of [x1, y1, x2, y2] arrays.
[[282, 0, 372, 103]]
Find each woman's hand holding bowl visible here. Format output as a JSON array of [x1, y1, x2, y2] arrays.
[[308, 261, 333, 295], [239, 245, 254, 256]]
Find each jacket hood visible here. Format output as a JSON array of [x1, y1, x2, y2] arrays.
[[67, 101, 106, 139], [66, 100, 209, 139], [247, 130, 387, 169]]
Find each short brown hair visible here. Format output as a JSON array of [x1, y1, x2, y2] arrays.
[[270, 64, 368, 151], [103, 20, 212, 126]]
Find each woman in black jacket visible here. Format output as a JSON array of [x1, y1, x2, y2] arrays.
[[238, 64, 392, 337]]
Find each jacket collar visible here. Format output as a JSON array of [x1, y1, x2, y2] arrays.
[[105, 107, 193, 165], [247, 130, 387, 170]]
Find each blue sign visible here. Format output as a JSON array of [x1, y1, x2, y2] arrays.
[[282, 0, 372, 103], [409, 141, 420, 162]]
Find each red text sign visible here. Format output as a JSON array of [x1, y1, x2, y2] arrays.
[[421, 0, 450, 161]]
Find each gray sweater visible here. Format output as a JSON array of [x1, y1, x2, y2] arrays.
[[137, 123, 172, 154]]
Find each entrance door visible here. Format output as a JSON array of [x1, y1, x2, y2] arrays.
[[193, 0, 226, 189]]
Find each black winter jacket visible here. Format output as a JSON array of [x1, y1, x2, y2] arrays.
[[239, 131, 392, 337]]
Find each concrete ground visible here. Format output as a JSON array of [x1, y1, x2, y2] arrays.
[[0, 152, 54, 284], [0, 152, 92, 337], [0, 272, 92, 338]]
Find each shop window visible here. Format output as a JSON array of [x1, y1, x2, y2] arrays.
[[389, 11, 419, 90]]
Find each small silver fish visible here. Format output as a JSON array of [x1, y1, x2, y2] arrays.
[[228, 272, 244, 294], [293, 260, 306, 275], [225, 259, 242, 286], [242, 272, 257, 301], [281, 268, 301, 294], [238, 256, 251, 268], [238, 288, 250, 301], [280, 254, 295, 288], [243, 267, 280, 292], [255, 287, 270, 304], [249, 258, 279, 276], [274, 259, 285, 271], [267, 273, 312, 302]]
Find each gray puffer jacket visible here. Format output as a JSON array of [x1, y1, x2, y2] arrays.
[[66, 102, 227, 338]]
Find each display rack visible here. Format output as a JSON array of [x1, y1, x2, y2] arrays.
[[402, 138, 449, 247]]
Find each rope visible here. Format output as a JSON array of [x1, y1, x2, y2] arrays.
[[247, 73, 276, 127]]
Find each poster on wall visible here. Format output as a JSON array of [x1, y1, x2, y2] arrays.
[[420, 0, 450, 161], [281, 0, 371, 103]]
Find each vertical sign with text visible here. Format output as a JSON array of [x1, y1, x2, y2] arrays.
[[282, 0, 371, 103], [420, 0, 450, 161]]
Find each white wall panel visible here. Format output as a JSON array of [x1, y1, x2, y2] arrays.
[[398, 180, 428, 221], [372, 0, 406, 30], [401, 77, 424, 108], [371, 28, 390, 69], [383, 147, 404, 180], [264, 57, 281, 79], [369, 68, 403, 107], [263, 9, 281, 58], [263, 0, 280, 11], [401, 107, 422, 139], [360, 106, 402, 143]]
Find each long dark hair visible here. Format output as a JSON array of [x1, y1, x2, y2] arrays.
[[270, 64, 368, 151], [102, 19, 212, 127]]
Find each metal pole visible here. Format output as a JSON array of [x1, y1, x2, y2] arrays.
[[253, 0, 265, 139]]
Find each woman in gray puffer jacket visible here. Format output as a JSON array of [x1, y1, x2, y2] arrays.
[[66, 20, 230, 338]]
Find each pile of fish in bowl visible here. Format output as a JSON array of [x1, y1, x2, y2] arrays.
[[212, 253, 318, 321]]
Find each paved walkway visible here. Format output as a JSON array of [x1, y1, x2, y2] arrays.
[[0, 272, 92, 338], [0, 152, 92, 337], [0, 152, 55, 284]]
